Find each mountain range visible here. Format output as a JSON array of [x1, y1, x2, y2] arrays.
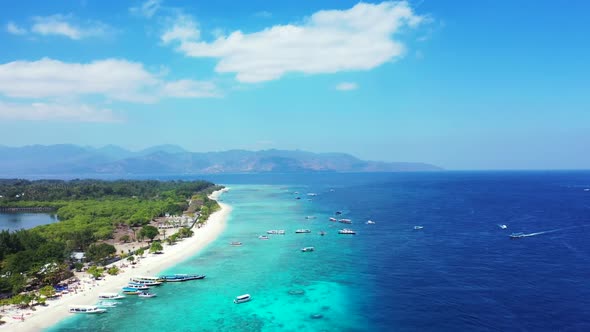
[[0, 144, 442, 176]]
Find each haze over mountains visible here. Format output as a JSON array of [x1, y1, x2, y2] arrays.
[[0, 144, 442, 176]]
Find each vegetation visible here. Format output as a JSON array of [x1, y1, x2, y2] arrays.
[[149, 241, 163, 254], [0, 179, 221, 297], [87, 266, 104, 279], [107, 266, 120, 275]]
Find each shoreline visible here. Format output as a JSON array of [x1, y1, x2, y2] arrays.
[[2, 188, 232, 332]]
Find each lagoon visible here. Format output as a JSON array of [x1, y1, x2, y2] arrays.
[[0, 212, 59, 232]]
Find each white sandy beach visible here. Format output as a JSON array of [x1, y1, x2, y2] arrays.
[[2, 188, 231, 332]]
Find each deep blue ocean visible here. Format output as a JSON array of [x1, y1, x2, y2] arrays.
[[51, 171, 590, 331]]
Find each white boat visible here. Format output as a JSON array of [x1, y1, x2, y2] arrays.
[[338, 219, 352, 224], [305, 216, 316, 219], [98, 293, 125, 300], [138, 292, 157, 298], [329, 217, 337, 222], [130, 277, 163, 286], [366, 220, 376, 225], [414, 226, 424, 230], [234, 294, 251, 304], [230, 241, 243, 246], [126, 283, 150, 290], [307, 193, 318, 196], [258, 235, 269, 240], [266, 230, 285, 235], [498, 224, 508, 229], [295, 229, 311, 233], [69, 305, 107, 314], [338, 229, 356, 235], [301, 247, 315, 252]]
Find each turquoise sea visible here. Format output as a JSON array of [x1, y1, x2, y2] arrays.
[[49, 172, 590, 331], [50, 184, 368, 331]]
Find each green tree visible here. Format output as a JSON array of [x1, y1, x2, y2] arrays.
[[39, 285, 56, 299], [87, 266, 104, 279], [86, 243, 116, 264], [119, 235, 130, 243], [136, 248, 145, 257], [139, 225, 159, 242], [149, 241, 163, 254], [107, 266, 119, 275], [127, 255, 135, 262]]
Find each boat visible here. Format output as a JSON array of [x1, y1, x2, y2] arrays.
[[130, 277, 162, 286], [266, 230, 285, 235], [335, 211, 342, 215], [96, 301, 118, 307], [414, 226, 424, 230], [498, 224, 508, 229], [338, 229, 356, 235], [305, 216, 316, 219], [138, 292, 157, 298], [258, 235, 269, 240], [366, 220, 376, 225], [329, 217, 337, 222], [338, 219, 352, 224], [159, 274, 206, 282], [98, 293, 125, 300], [295, 229, 311, 233], [126, 283, 150, 290], [307, 193, 317, 196], [69, 305, 107, 314], [509, 232, 526, 239], [295, 197, 301, 200], [234, 294, 251, 304], [301, 247, 315, 252], [319, 231, 326, 236], [121, 287, 141, 295], [230, 241, 243, 246]]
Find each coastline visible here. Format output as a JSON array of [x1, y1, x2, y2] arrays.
[[2, 188, 231, 332]]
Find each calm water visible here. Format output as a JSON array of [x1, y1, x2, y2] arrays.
[[0, 212, 58, 232], [50, 172, 590, 331]]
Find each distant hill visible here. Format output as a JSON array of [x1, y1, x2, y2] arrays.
[[0, 145, 442, 176]]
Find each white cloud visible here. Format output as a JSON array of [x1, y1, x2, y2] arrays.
[[163, 1, 424, 83], [161, 14, 200, 44], [31, 14, 108, 39], [0, 101, 120, 122], [130, 0, 162, 18], [6, 22, 27, 35], [0, 58, 219, 103], [335, 82, 358, 91]]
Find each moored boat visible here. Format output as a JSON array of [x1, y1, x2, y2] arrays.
[[414, 226, 424, 230], [98, 292, 125, 300], [230, 241, 243, 246], [96, 301, 118, 308], [69, 305, 107, 314], [305, 216, 316, 219], [121, 287, 141, 295], [338, 229, 356, 235], [301, 247, 315, 252], [159, 274, 206, 282], [126, 283, 150, 290], [130, 277, 163, 286], [266, 230, 285, 235], [319, 231, 326, 236], [295, 229, 311, 233], [138, 292, 157, 298], [234, 294, 251, 304], [329, 217, 337, 222], [258, 235, 270, 240], [338, 219, 352, 224]]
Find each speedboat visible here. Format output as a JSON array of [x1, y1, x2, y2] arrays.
[[338, 219, 352, 224], [366, 220, 376, 225], [230, 241, 243, 246], [307, 193, 317, 196], [69, 305, 107, 314], [414, 226, 424, 230], [329, 217, 337, 222], [509, 232, 526, 239], [258, 235, 269, 240], [338, 229, 356, 235], [138, 292, 157, 298], [498, 224, 508, 229], [305, 216, 316, 219], [234, 294, 251, 304], [98, 293, 125, 300], [301, 247, 315, 252], [295, 229, 311, 233], [319, 231, 326, 236]]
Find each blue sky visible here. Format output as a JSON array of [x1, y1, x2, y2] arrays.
[[0, 0, 588, 170]]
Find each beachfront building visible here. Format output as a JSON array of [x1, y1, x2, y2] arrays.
[[157, 213, 199, 229]]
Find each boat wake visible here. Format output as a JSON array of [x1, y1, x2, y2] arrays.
[[512, 225, 585, 238]]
